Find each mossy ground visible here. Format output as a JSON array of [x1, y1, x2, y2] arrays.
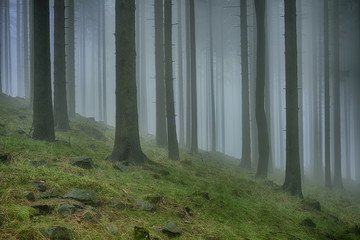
[[0, 93, 360, 240]]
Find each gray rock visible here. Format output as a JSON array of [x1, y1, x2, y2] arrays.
[[106, 224, 119, 234], [113, 161, 129, 172], [162, 220, 182, 236], [82, 209, 101, 223], [40, 188, 60, 199], [134, 198, 155, 211], [111, 199, 126, 210], [69, 156, 94, 169], [72, 201, 85, 209], [39, 225, 75, 240], [301, 218, 316, 227], [63, 189, 100, 206], [31, 204, 54, 215], [29, 160, 48, 167], [29, 180, 47, 192], [24, 191, 36, 201], [58, 204, 76, 216]]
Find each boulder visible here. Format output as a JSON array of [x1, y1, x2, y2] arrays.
[[63, 189, 100, 206], [24, 191, 36, 201], [301, 198, 321, 211], [133, 226, 150, 240], [72, 201, 85, 209], [40, 188, 60, 199], [111, 199, 132, 210], [29, 180, 47, 192], [106, 224, 119, 234], [58, 204, 76, 216], [31, 204, 54, 215], [113, 161, 129, 172], [162, 220, 182, 236], [69, 156, 94, 169], [301, 218, 316, 227], [134, 198, 155, 211], [82, 208, 101, 223], [39, 225, 75, 240]]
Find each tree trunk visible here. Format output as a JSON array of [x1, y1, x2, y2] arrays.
[[17, 0, 24, 97], [185, 0, 191, 149], [324, 0, 331, 188], [102, 0, 107, 123], [155, 0, 167, 147], [5, 0, 12, 95], [254, 0, 270, 178], [29, 0, 34, 107], [178, 0, 185, 146], [23, 0, 30, 100], [97, 0, 103, 122], [0, 1, 2, 93], [165, 0, 180, 160], [282, 0, 302, 198], [66, 0, 75, 118], [31, 0, 55, 141], [111, 0, 148, 165], [240, 0, 251, 169], [189, 0, 198, 154], [80, 0, 86, 115]]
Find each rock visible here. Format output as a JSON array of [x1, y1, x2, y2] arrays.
[[301, 218, 316, 227], [0, 214, 5, 226], [29, 180, 47, 192], [162, 220, 182, 236], [39, 225, 75, 240], [134, 226, 150, 240], [40, 188, 60, 199], [30, 160, 48, 167], [31, 204, 54, 215], [63, 189, 100, 206], [0, 153, 12, 164], [58, 204, 76, 216], [72, 201, 85, 209], [24, 191, 36, 201], [153, 174, 160, 179], [111, 199, 131, 210], [106, 224, 119, 234], [82, 208, 101, 223], [301, 198, 321, 211], [69, 156, 94, 169], [112, 161, 129, 172], [134, 198, 155, 211]]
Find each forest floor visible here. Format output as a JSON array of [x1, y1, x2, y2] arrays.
[[0, 93, 360, 240]]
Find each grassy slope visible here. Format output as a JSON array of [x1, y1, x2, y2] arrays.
[[0, 93, 359, 240]]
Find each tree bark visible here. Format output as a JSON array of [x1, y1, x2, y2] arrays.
[[111, 0, 148, 165], [178, 0, 185, 146], [23, 0, 30, 100], [31, 0, 55, 141], [102, 0, 107, 123], [282, 0, 302, 198]]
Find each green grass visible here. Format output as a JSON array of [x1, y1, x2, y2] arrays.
[[1, 93, 360, 239]]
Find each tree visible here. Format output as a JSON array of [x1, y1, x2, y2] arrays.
[[240, 0, 251, 169], [0, 0, 2, 93], [65, 0, 75, 118], [165, 0, 180, 160], [23, 0, 30, 100], [155, 0, 167, 147], [189, 0, 198, 154], [110, 0, 148, 165], [254, 0, 270, 178], [54, 0, 70, 130], [177, 0, 185, 146], [31, 0, 55, 141], [101, 0, 107, 122], [282, 0, 302, 198]]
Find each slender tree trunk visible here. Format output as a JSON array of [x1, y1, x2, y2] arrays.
[[185, 0, 191, 149], [0, 0, 2, 93], [17, 0, 24, 97], [23, 0, 30, 100], [31, 0, 55, 141], [332, 0, 343, 189], [81, 0, 86, 115], [189, 0, 198, 154], [209, 0, 216, 152], [5, 0, 12, 95], [178, 0, 185, 146], [324, 0, 331, 188], [240, 0, 251, 169], [111, 0, 148, 165], [155, 0, 167, 147], [102, 0, 107, 123], [66, 0, 75, 118], [254, 0, 270, 178], [165, 0, 180, 160], [97, 0, 103, 122], [282, 0, 302, 198], [29, 0, 34, 107]]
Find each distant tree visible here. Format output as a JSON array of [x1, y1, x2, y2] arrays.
[[164, 0, 180, 160], [254, 0, 270, 178], [31, 0, 55, 141], [282, 0, 302, 198], [23, 0, 30, 100], [66, 0, 75, 118], [240, 0, 251, 169], [110, 0, 148, 165], [101, 0, 107, 123], [185, 0, 191, 149], [54, 0, 70, 131], [29, 0, 34, 107], [177, 0, 185, 146], [0, 0, 2, 93], [4, 0, 12, 95], [154, 0, 167, 147]]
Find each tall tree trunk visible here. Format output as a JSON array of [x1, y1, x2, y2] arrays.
[[31, 0, 55, 141], [209, 0, 216, 152], [282, 0, 302, 198], [80, 0, 86, 115], [17, 0, 24, 97], [29, 0, 34, 107], [332, 0, 343, 189], [111, 0, 148, 165], [23, 0, 30, 100], [178, 0, 185, 146], [254, 0, 270, 178], [102, 0, 107, 123], [189, 0, 198, 154], [66, 0, 75, 118], [324, 0, 331, 188], [165, 0, 180, 160], [185, 0, 191, 149], [5, 0, 12, 95], [155, 0, 167, 147], [0, 0, 2, 93], [240, 0, 251, 169], [97, 0, 103, 122]]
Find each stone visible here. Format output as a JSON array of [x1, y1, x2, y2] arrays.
[[112, 161, 129, 172], [39, 225, 75, 240], [31, 204, 54, 215], [40, 188, 60, 199], [29, 180, 47, 192], [162, 220, 182, 236], [301, 198, 321, 211], [111, 199, 128, 210], [69, 156, 94, 169], [72, 201, 85, 209], [24, 191, 36, 201], [58, 204, 76, 216], [63, 189, 100, 206], [106, 225, 119, 234], [30, 160, 48, 167], [301, 218, 316, 227], [134, 198, 155, 211], [133, 226, 150, 240], [82, 209, 101, 223]]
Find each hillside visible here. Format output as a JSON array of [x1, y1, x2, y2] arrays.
[[0, 93, 360, 240]]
